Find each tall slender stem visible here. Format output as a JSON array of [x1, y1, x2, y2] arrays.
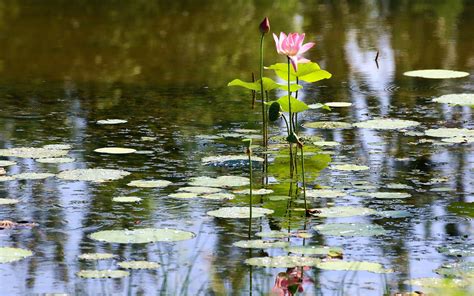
[[259, 34, 267, 149], [300, 145, 307, 212], [287, 57, 293, 134]]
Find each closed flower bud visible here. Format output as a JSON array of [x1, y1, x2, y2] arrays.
[[259, 17, 270, 34]]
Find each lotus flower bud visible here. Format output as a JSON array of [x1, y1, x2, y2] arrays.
[[259, 17, 270, 34]]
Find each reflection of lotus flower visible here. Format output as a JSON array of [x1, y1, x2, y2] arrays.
[[273, 32, 315, 71]]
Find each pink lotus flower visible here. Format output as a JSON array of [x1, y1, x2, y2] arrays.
[[273, 32, 315, 71]]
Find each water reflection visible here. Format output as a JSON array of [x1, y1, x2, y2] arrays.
[[0, 0, 473, 295]]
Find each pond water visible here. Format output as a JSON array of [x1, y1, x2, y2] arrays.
[[0, 1, 473, 295]]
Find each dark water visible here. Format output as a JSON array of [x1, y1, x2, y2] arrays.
[[0, 1, 473, 295]]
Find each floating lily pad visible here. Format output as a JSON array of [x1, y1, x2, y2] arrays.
[[168, 192, 197, 199], [118, 261, 160, 270], [90, 228, 195, 244], [36, 157, 75, 164], [77, 269, 129, 279], [437, 244, 474, 257], [331, 164, 369, 171], [201, 155, 264, 166], [406, 277, 469, 288], [96, 119, 127, 125], [312, 141, 340, 147], [325, 102, 352, 107], [255, 230, 290, 238], [0, 160, 16, 167], [433, 93, 474, 106], [233, 189, 273, 195], [425, 128, 474, 138], [316, 260, 392, 273], [127, 180, 172, 188], [43, 144, 71, 150], [287, 245, 343, 256], [377, 210, 411, 218], [267, 196, 291, 201], [177, 186, 223, 194], [233, 240, 289, 249], [58, 168, 130, 182], [435, 262, 474, 278], [207, 207, 273, 219], [0, 198, 20, 205], [314, 223, 387, 236], [0, 247, 33, 263], [201, 193, 235, 200], [112, 196, 142, 203], [448, 202, 474, 218], [0, 147, 69, 159], [94, 147, 137, 154], [306, 189, 346, 198], [78, 253, 115, 261], [353, 119, 420, 130], [441, 137, 474, 144], [386, 183, 413, 190], [0, 176, 15, 182], [189, 176, 249, 188], [245, 256, 320, 268], [311, 206, 377, 218], [13, 172, 55, 180], [366, 192, 411, 199], [303, 121, 352, 129], [403, 69, 469, 79]]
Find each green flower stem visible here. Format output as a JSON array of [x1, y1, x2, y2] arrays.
[[281, 114, 290, 135], [259, 34, 267, 149], [287, 56, 293, 134]]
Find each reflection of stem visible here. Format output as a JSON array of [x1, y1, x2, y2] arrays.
[[259, 34, 266, 149], [300, 145, 307, 212], [248, 151, 253, 239], [248, 249, 253, 295]]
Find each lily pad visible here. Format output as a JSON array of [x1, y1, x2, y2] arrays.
[[287, 246, 343, 256], [207, 207, 273, 219], [118, 261, 160, 270], [325, 102, 352, 107], [437, 244, 474, 257], [36, 157, 75, 164], [189, 176, 249, 188], [316, 260, 392, 273], [94, 147, 137, 154], [312, 141, 340, 147], [96, 119, 127, 125], [311, 206, 377, 218], [168, 192, 197, 199], [353, 119, 420, 130], [201, 193, 235, 200], [127, 180, 172, 188], [435, 262, 474, 278], [177, 186, 222, 194], [90, 228, 195, 244], [0, 160, 16, 167], [331, 164, 369, 171], [0, 176, 15, 182], [377, 210, 411, 218], [233, 189, 273, 195], [403, 69, 469, 79], [43, 144, 71, 150], [13, 172, 55, 180], [386, 183, 413, 190], [58, 168, 130, 182], [314, 223, 387, 236], [306, 189, 346, 198], [0, 198, 20, 205], [78, 253, 115, 261], [77, 269, 129, 279], [366, 192, 411, 199], [0, 247, 33, 263], [303, 121, 352, 129], [245, 256, 320, 268], [441, 136, 474, 143], [201, 155, 264, 166], [112, 196, 142, 203], [233, 240, 289, 249], [255, 230, 290, 238], [406, 277, 469, 288], [433, 93, 474, 106], [425, 128, 474, 138], [0, 147, 68, 159]]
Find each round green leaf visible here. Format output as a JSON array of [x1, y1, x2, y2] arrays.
[[57, 168, 130, 182], [127, 180, 172, 188], [316, 260, 392, 273], [0, 247, 33, 263], [353, 119, 420, 130], [403, 69, 469, 79], [314, 223, 387, 236], [207, 207, 273, 219], [77, 269, 129, 279], [78, 253, 115, 261], [118, 261, 160, 270], [245, 256, 320, 268], [90, 228, 195, 244], [233, 240, 289, 249]]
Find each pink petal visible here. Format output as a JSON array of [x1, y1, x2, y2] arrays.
[[273, 33, 281, 53], [298, 42, 315, 54], [278, 32, 287, 54], [297, 57, 311, 64], [289, 56, 298, 72], [296, 33, 306, 48]]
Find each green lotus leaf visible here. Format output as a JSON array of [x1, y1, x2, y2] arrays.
[[233, 240, 289, 249], [96, 119, 127, 125], [317, 260, 392, 273], [189, 176, 249, 188], [127, 180, 172, 188], [77, 269, 129, 279], [312, 206, 376, 218], [255, 230, 290, 238], [94, 147, 137, 154], [403, 69, 469, 79], [118, 261, 160, 270], [36, 157, 75, 164], [314, 223, 387, 236], [266, 62, 332, 83], [276, 95, 309, 113], [177, 186, 223, 194], [0, 198, 20, 205], [90, 228, 195, 244], [245, 256, 320, 268], [112, 196, 142, 203], [331, 164, 369, 171], [0, 147, 69, 159], [0, 160, 16, 167], [0, 247, 33, 263], [303, 121, 352, 129], [287, 245, 343, 256], [78, 253, 115, 261], [58, 168, 130, 182], [353, 119, 420, 130], [207, 207, 273, 219]]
